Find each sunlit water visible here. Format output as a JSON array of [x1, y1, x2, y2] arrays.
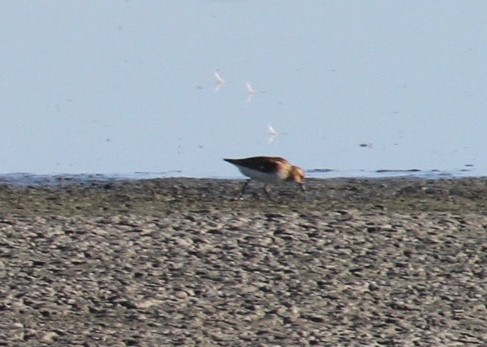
[[1, 2, 486, 179]]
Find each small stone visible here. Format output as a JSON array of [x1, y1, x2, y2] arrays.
[[41, 332, 59, 343], [175, 290, 189, 299]]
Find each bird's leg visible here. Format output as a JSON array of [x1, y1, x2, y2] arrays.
[[299, 182, 307, 200], [237, 179, 251, 199], [263, 184, 273, 200]]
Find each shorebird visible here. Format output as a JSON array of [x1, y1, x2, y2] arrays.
[[224, 156, 305, 198]]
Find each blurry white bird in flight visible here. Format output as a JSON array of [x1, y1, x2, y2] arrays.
[[214, 71, 225, 92], [268, 125, 279, 143], [246, 82, 256, 102]]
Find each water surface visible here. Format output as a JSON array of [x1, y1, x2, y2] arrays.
[[1, 1, 486, 177]]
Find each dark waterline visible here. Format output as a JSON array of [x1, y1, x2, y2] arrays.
[[0, 167, 481, 187]]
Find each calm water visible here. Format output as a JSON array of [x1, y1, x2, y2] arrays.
[[1, 1, 486, 178]]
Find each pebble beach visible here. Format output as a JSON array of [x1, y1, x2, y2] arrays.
[[0, 177, 486, 346]]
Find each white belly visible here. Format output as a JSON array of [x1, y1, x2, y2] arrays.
[[238, 166, 286, 183]]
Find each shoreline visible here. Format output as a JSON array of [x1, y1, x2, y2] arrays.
[[0, 169, 484, 188], [0, 177, 485, 216]]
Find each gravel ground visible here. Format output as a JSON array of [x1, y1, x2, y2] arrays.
[[0, 177, 486, 346]]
